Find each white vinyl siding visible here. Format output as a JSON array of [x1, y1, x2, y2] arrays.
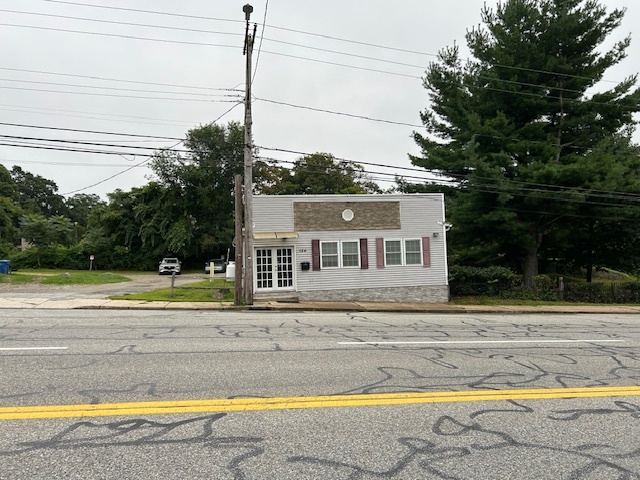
[[252, 194, 448, 294]]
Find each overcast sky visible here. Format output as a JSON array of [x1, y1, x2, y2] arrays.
[[1, 0, 639, 200]]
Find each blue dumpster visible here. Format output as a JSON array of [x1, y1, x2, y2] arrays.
[[0, 260, 10, 275]]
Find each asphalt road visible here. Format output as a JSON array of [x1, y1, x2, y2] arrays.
[[1, 310, 640, 479]]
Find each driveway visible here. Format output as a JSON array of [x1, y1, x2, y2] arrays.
[[0, 273, 220, 300]]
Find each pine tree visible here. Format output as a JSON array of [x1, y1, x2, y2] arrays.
[[412, 0, 640, 286]]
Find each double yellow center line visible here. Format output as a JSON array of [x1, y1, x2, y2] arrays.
[[2, 386, 640, 420]]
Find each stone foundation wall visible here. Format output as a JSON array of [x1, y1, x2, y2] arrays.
[[295, 285, 449, 303]]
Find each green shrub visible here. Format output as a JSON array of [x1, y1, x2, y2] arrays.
[[564, 281, 640, 304], [0, 242, 15, 259], [10, 244, 161, 271], [449, 265, 516, 296], [503, 275, 558, 301]]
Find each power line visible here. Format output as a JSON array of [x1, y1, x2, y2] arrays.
[[0, 84, 242, 102], [0, 66, 240, 92], [4, 21, 630, 89], [260, 50, 420, 78], [0, 11, 601, 96], [0, 134, 190, 153], [251, 0, 269, 86], [256, 145, 640, 203], [61, 156, 153, 196], [58, 103, 242, 195], [0, 122, 182, 141], [0, 109, 193, 129], [0, 158, 149, 167], [0, 23, 241, 49], [3, 8, 431, 72], [2, 21, 420, 80], [27, 0, 439, 60], [0, 104, 197, 127], [254, 97, 423, 128], [0, 103, 242, 148], [36, 0, 244, 25], [0, 77, 239, 97], [257, 154, 640, 211], [4, 134, 638, 210], [0, 103, 241, 144], [0, 141, 156, 157], [0, 8, 244, 38], [23, 0, 629, 86]]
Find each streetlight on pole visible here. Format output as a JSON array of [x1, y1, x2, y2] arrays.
[[242, 4, 256, 305]]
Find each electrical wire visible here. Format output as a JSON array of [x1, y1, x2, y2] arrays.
[[251, 0, 269, 86], [0, 134, 190, 153], [0, 84, 242, 102], [0, 23, 241, 49], [36, 0, 244, 25], [3, 134, 639, 211], [56, 103, 242, 195], [254, 97, 423, 128], [0, 9, 244, 38], [255, 146, 640, 203], [26, 0, 627, 85], [0, 77, 239, 97], [0, 122, 182, 141], [0, 12, 608, 97], [2, 8, 432, 72], [0, 105, 197, 127], [259, 50, 420, 78], [61, 156, 152, 196], [0, 157, 148, 167], [3, 16, 631, 89], [0, 67, 241, 92], [4, 123, 637, 206]]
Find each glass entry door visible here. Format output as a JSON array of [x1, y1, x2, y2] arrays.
[[256, 247, 294, 290]]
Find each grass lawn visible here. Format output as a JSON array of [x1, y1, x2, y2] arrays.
[[110, 279, 235, 302], [0, 270, 132, 285]]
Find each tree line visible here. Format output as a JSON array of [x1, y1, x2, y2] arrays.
[[0, 122, 379, 270]]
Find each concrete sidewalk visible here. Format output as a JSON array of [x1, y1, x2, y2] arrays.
[[1, 295, 640, 314]]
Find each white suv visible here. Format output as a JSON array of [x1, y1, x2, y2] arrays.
[[158, 257, 181, 275]]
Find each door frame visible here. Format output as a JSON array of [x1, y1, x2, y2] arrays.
[[254, 245, 296, 292]]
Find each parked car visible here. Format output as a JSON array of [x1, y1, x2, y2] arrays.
[[205, 259, 227, 274], [158, 257, 181, 275]]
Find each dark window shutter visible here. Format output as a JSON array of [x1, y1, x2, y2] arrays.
[[422, 236, 431, 267], [376, 238, 384, 268], [312, 239, 320, 271], [360, 238, 368, 269]]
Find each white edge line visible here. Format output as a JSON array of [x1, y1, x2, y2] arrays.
[[0, 347, 68, 351], [338, 339, 624, 345]]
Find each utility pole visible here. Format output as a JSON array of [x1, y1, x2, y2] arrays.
[[242, 4, 256, 305], [234, 174, 243, 305]]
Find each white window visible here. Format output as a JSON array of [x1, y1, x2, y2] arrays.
[[385, 240, 402, 266], [385, 239, 422, 266], [321, 240, 360, 268], [321, 241, 339, 268], [341, 241, 360, 267], [404, 239, 422, 265]]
